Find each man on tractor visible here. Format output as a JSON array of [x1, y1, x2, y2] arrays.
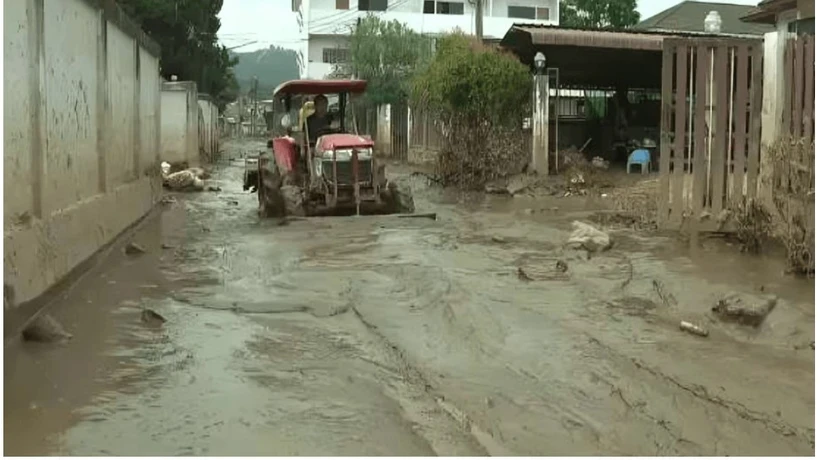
[[306, 94, 333, 144]]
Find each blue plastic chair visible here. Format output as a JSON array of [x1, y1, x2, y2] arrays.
[[627, 148, 651, 174]]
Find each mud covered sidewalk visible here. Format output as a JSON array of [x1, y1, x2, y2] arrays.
[[4, 139, 815, 456]]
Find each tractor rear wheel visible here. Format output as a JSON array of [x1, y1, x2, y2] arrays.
[[258, 166, 285, 218]]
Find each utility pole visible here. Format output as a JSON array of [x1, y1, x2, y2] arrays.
[[475, 0, 483, 40], [251, 76, 258, 137]]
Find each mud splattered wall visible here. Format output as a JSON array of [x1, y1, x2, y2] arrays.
[[160, 81, 200, 165], [3, 0, 162, 307]]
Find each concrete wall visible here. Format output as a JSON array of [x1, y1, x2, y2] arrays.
[[4, 0, 162, 305], [160, 81, 199, 165], [197, 95, 220, 162]]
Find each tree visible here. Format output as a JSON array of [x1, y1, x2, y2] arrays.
[[339, 15, 433, 106], [118, 0, 238, 110], [559, 0, 640, 29], [411, 33, 532, 188]]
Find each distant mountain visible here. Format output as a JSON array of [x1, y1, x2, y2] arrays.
[[230, 46, 300, 98]]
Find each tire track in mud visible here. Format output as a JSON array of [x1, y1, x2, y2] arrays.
[[583, 333, 814, 454], [348, 304, 496, 456]]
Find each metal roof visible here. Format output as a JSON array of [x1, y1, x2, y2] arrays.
[[503, 24, 667, 50], [636, 1, 775, 36]]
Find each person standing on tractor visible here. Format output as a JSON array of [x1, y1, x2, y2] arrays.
[[306, 94, 333, 144]]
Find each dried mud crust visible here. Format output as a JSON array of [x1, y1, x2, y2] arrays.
[[258, 168, 306, 218], [382, 181, 416, 214]]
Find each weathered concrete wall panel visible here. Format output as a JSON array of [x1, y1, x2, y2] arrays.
[[4, 0, 163, 307], [42, 0, 100, 215], [160, 89, 189, 163], [160, 81, 200, 165], [139, 50, 160, 173], [3, 0, 35, 226], [197, 95, 220, 161], [106, 23, 137, 186]]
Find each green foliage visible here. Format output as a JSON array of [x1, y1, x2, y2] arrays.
[[411, 33, 532, 188], [231, 46, 300, 96], [560, 0, 640, 29], [343, 15, 433, 106], [118, 0, 238, 110], [412, 33, 530, 127]]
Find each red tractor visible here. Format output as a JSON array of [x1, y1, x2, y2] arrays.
[[246, 79, 414, 217]]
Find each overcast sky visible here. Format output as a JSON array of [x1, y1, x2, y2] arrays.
[[217, 0, 759, 52]]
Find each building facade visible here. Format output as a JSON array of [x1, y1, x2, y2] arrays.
[[292, 0, 560, 78]]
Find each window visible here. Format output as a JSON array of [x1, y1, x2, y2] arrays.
[[507, 5, 549, 20], [423, 0, 464, 14], [358, 0, 387, 11], [788, 18, 815, 35], [322, 48, 351, 64], [336, 0, 349, 9]]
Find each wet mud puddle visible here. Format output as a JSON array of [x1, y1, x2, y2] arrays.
[[4, 139, 814, 456]]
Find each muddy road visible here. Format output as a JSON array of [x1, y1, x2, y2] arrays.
[[5, 139, 815, 456]]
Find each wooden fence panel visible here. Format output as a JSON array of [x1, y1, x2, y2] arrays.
[[658, 37, 764, 231], [657, 42, 674, 225], [670, 45, 688, 225], [747, 45, 763, 195], [732, 45, 749, 201], [783, 36, 816, 141], [710, 45, 730, 215]]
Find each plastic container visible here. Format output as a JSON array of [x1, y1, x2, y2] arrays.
[[704, 11, 722, 34]]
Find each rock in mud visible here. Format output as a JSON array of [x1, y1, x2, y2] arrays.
[[711, 292, 777, 327], [492, 235, 506, 243], [125, 242, 146, 255], [22, 314, 73, 343], [141, 309, 167, 326], [556, 260, 568, 273], [566, 221, 612, 252]]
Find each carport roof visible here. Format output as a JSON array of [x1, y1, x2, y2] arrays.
[[500, 24, 762, 89]]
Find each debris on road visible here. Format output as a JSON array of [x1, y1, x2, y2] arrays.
[[164, 170, 205, 191], [556, 260, 568, 273], [517, 267, 534, 282], [652, 279, 678, 307], [140, 309, 167, 326], [680, 320, 709, 337], [160, 196, 177, 205], [398, 212, 437, 220], [161, 243, 175, 250], [22, 314, 73, 343], [207, 186, 222, 192], [124, 242, 147, 255], [711, 292, 778, 327], [492, 235, 506, 243], [567, 221, 612, 252]]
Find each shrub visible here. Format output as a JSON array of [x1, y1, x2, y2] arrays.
[[411, 33, 531, 189], [769, 136, 814, 275]]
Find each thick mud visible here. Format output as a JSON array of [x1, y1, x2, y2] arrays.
[[4, 139, 814, 456]]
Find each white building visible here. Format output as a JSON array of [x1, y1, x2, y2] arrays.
[[292, 0, 560, 79]]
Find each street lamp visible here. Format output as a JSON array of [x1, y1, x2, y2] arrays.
[[533, 52, 546, 74]]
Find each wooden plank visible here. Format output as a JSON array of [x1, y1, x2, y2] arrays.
[[793, 36, 805, 138], [692, 45, 710, 218], [670, 44, 688, 224], [657, 40, 675, 226], [747, 44, 764, 199], [803, 37, 814, 141], [732, 45, 750, 202], [783, 39, 795, 136], [711, 45, 730, 213]]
